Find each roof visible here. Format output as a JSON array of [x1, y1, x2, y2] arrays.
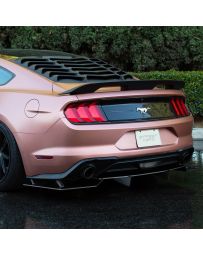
[[0, 49, 133, 83]]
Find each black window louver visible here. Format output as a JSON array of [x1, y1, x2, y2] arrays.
[[14, 56, 134, 83]]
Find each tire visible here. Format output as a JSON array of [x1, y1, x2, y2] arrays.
[[0, 123, 25, 191]]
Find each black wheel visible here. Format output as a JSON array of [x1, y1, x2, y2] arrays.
[[0, 123, 25, 191]]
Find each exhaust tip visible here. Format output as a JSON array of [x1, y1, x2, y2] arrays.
[[82, 164, 96, 179]]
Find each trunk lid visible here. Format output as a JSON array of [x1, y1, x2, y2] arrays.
[[100, 97, 175, 122], [64, 90, 189, 124]]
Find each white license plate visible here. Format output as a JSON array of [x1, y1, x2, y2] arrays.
[[135, 129, 162, 148]]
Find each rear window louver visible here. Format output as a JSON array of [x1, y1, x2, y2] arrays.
[[14, 56, 133, 83]]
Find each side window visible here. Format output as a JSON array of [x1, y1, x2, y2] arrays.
[[0, 67, 14, 85]]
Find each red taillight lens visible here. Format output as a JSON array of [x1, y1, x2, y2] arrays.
[[170, 98, 180, 116], [65, 104, 82, 123], [64, 102, 107, 124], [180, 98, 189, 116], [88, 102, 106, 122], [77, 103, 95, 122], [170, 97, 189, 117]]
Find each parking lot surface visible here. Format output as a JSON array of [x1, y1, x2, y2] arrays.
[[0, 149, 203, 229]]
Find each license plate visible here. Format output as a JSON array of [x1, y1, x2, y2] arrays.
[[135, 129, 162, 148]]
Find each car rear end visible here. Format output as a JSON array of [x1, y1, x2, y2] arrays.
[[6, 52, 192, 190], [25, 81, 193, 190]]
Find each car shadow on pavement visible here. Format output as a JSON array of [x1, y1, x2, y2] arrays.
[[0, 175, 195, 229]]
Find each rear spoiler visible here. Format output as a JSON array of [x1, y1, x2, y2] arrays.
[[60, 80, 184, 95]]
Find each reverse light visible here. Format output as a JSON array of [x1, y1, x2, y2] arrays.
[[64, 102, 107, 124]]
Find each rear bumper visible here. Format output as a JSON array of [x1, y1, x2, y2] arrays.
[[24, 147, 194, 190], [18, 115, 194, 177]]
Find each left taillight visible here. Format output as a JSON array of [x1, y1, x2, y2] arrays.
[[64, 102, 107, 124]]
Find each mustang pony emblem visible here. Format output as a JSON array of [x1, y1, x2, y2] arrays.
[[136, 107, 151, 114]]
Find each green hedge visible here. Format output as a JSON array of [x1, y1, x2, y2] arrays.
[[0, 27, 202, 71], [131, 71, 203, 117]]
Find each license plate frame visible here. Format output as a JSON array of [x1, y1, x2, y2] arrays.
[[135, 129, 162, 148]]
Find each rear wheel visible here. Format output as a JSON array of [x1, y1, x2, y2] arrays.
[[0, 123, 25, 191]]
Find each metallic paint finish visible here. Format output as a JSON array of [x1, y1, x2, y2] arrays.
[[0, 57, 193, 179]]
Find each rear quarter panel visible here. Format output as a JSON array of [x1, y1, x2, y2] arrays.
[[0, 59, 78, 175], [0, 58, 78, 134]]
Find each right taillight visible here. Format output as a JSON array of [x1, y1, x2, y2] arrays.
[[64, 101, 107, 124], [170, 97, 189, 117]]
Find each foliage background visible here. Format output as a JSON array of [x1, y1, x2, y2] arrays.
[[0, 26, 202, 117], [0, 26, 202, 72]]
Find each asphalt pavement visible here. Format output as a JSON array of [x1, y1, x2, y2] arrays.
[[0, 132, 203, 228]]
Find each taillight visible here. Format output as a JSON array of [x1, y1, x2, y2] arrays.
[[170, 97, 189, 117], [64, 102, 107, 124]]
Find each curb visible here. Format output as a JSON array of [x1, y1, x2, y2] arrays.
[[192, 128, 203, 141]]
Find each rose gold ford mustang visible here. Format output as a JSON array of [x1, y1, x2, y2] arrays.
[[0, 49, 193, 191]]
